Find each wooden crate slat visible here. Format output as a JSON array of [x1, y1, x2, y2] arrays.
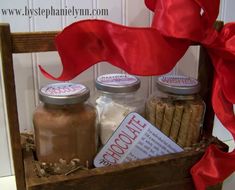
[[140, 180, 222, 190], [0, 23, 26, 190], [198, 21, 224, 137], [11, 31, 58, 53], [24, 149, 206, 190]]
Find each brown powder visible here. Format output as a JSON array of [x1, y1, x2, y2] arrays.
[[33, 103, 97, 168]]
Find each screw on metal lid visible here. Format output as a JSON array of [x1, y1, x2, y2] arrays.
[[156, 75, 200, 95], [39, 83, 90, 105], [95, 73, 140, 93]]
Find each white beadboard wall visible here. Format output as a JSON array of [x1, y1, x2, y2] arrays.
[[0, 0, 234, 179]]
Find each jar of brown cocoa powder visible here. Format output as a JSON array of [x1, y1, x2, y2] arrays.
[[33, 83, 97, 167], [146, 75, 205, 147]]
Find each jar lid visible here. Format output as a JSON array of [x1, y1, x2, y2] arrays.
[[39, 83, 90, 105], [156, 75, 200, 95], [95, 73, 140, 93]]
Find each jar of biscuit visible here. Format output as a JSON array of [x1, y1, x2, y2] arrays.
[[146, 75, 205, 147], [33, 83, 97, 168], [95, 73, 145, 146]]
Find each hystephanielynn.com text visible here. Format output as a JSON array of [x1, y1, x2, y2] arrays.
[[1, 6, 109, 18]]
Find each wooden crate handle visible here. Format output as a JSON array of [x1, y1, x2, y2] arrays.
[[198, 21, 224, 137], [0, 23, 25, 190]]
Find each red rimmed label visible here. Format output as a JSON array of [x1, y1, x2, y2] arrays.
[[97, 74, 138, 86], [159, 75, 198, 87], [41, 83, 86, 96]]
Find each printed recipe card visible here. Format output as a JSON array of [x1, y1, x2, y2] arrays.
[[94, 112, 184, 167]]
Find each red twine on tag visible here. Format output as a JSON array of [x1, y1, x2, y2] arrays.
[[39, 0, 235, 189]]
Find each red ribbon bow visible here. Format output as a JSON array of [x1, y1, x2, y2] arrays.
[[40, 0, 235, 189]]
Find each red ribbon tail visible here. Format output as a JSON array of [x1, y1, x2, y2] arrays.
[[40, 20, 188, 81], [191, 145, 235, 190], [191, 73, 235, 190]]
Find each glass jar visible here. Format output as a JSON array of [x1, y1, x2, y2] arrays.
[[33, 83, 97, 167], [95, 73, 145, 145], [146, 75, 205, 147]]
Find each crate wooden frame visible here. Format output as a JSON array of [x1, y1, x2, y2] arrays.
[[0, 22, 225, 190]]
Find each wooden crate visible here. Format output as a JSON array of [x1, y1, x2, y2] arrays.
[[0, 22, 225, 190]]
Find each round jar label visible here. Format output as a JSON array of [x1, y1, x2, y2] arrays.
[[158, 75, 198, 87], [41, 83, 86, 96], [97, 74, 138, 86]]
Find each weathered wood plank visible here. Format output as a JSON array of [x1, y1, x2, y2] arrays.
[[23, 150, 38, 189], [0, 23, 26, 190], [24, 149, 206, 190], [198, 46, 215, 137], [198, 21, 224, 137], [138, 179, 195, 190], [11, 31, 58, 53], [139, 179, 222, 190]]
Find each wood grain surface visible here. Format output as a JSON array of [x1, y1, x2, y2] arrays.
[[0, 23, 26, 190]]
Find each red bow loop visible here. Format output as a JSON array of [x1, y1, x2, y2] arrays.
[[194, 0, 220, 27], [207, 23, 235, 103], [144, 0, 157, 11], [191, 144, 235, 190], [212, 23, 235, 57], [147, 0, 220, 43], [211, 74, 235, 134]]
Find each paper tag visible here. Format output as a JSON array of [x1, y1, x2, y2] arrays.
[[94, 112, 184, 167], [97, 74, 138, 86], [41, 83, 86, 96]]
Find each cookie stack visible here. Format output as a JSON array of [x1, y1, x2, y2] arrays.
[[146, 75, 205, 147], [146, 98, 204, 147]]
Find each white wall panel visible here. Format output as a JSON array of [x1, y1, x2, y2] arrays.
[[175, 46, 200, 79], [32, 0, 63, 31], [218, 0, 225, 20], [65, 0, 93, 24], [35, 52, 63, 101], [0, 71, 12, 177], [32, 0, 63, 105], [0, 0, 30, 32], [97, 0, 122, 23], [223, 0, 235, 23], [96, 0, 122, 77], [126, 0, 151, 98], [12, 54, 35, 131], [126, 0, 150, 27]]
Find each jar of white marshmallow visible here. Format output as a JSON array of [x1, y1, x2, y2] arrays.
[[95, 73, 145, 146]]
